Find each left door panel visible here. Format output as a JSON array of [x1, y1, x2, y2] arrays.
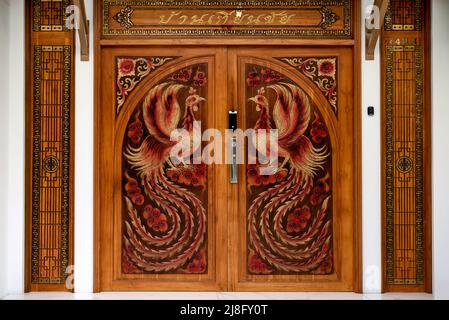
[[96, 47, 228, 291]]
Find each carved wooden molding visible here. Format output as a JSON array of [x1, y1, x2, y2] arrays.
[[73, 0, 90, 61], [101, 0, 353, 39], [365, 0, 389, 60]]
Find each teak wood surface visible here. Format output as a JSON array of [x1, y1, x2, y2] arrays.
[[380, 0, 432, 293], [94, 0, 362, 292], [25, 0, 75, 292]]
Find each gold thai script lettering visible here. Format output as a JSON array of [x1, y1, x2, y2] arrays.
[[159, 10, 295, 25]]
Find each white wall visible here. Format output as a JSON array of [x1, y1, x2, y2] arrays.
[[0, 0, 11, 299], [0, 0, 95, 295], [1, 0, 449, 298], [74, 0, 94, 294], [361, 0, 382, 294], [5, 0, 25, 296], [432, 0, 449, 301]]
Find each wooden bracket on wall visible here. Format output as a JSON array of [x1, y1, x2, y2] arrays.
[[365, 0, 389, 60], [72, 0, 90, 61]]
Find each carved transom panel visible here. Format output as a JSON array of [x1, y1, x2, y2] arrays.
[[102, 0, 353, 39]]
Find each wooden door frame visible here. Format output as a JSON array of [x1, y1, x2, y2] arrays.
[[93, 1, 362, 293]]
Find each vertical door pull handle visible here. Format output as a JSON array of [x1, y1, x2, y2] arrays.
[[229, 111, 238, 184]]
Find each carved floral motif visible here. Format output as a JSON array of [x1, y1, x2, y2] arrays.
[[278, 57, 338, 114], [113, 6, 134, 29], [116, 57, 178, 114], [319, 6, 340, 29]]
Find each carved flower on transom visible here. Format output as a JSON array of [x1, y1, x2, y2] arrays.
[[118, 58, 136, 77], [317, 59, 336, 77]]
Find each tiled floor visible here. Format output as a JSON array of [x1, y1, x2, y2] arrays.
[[2, 292, 434, 300]]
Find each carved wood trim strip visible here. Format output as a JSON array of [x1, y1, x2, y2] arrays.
[[26, 0, 75, 292], [384, 40, 424, 286], [31, 45, 72, 285], [382, 0, 431, 293], [364, 0, 389, 61]]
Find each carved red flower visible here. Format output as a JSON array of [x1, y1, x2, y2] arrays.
[[316, 251, 334, 274], [172, 68, 192, 82], [166, 164, 207, 189], [184, 171, 193, 180], [248, 166, 258, 177], [260, 69, 282, 83], [152, 220, 168, 233], [310, 173, 331, 206], [247, 71, 261, 87], [125, 172, 144, 206], [119, 59, 135, 77], [247, 164, 288, 188], [143, 205, 168, 233], [191, 177, 200, 186], [195, 163, 207, 177], [134, 195, 144, 206], [193, 69, 207, 87], [166, 170, 179, 182], [310, 112, 328, 144], [318, 59, 336, 77], [122, 251, 139, 274], [287, 206, 311, 233], [128, 112, 144, 144], [185, 250, 206, 273], [274, 170, 288, 181], [249, 252, 271, 274], [143, 206, 161, 221]]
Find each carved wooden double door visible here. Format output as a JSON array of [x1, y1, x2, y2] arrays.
[[97, 46, 356, 291]]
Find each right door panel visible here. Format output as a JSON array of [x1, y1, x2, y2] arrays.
[[229, 48, 356, 291]]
